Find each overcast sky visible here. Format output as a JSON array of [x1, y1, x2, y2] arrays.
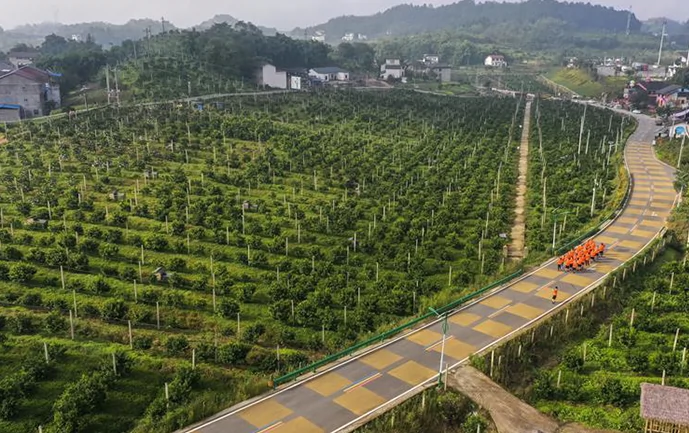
[[1, 0, 687, 31]]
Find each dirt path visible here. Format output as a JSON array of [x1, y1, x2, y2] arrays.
[[507, 100, 532, 260], [448, 366, 619, 433]]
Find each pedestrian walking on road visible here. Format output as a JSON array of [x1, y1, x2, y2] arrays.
[[552, 286, 559, 304]]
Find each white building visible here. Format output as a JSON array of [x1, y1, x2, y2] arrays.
[[312, 30, 326, 42], [484, 55, 508, 68], [423, 54, 440, 65], [380, 59, 404, 80], [8, 52, 38, 68], [309, 67, 349, 82], [290, 76, 302, 90], [257, 63, 288, 89], [342, 33, 355, 42]]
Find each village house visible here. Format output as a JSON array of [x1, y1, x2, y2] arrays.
[[0, 65, 61, 120], [380, 59, 404, 80], [658, 86, 689, 108], [406, 61, 452, 83], [308, 67, 349, 82], [422, 54, 440, 65], [8, 51, 39, 68], [256, 63, 304, 90], [484, 54, 508, 68], [430, 65, 452, 83], [311, 30, 326, 42], [640, 383, 689, 433]]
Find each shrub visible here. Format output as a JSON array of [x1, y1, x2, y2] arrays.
[[242, 322, 265, 344], [20, 292, 42, 307], [217, 342, 251, 365], [165, 335, 190, 356], [217, 298, 240, 319], [100, 299, 128, 321], [44, 312, 67, 333], [98, 243, 119, 259], [133, 335, 153, 350], [8, 263, 37, 283], [563, 348, 584, 372], [87, 276, 111, 294], [51, 371, 112, 433]]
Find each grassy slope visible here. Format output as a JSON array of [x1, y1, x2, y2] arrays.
[[546, 68, 628, 99]]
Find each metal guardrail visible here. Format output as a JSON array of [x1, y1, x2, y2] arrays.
[[272, 269, 524, 388]]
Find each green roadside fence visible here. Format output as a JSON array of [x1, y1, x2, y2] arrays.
[[272, 269, 524, 388], [556, 173, 633, 255]]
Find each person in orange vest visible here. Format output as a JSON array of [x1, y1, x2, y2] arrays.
[[557, 256, 564, 271], [552, 286, 559, 304]]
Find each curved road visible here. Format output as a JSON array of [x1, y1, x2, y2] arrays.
[[180, 112, 677, 433]]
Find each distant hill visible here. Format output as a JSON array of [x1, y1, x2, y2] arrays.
[[292, 0, 642, 42], [193, 14, 278, 35], [0, 15, 278, 53], [7, 19, 175, 48], [641, 18, 686, 35]]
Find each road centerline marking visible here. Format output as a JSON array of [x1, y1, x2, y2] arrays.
[[342, 372, 382, 393], [425, 335, 455, 351]]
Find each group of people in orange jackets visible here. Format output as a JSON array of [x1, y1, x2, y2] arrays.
[[556, 240, 605, 273]]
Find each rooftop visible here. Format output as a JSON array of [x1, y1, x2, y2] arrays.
[[0, 65, 54, 83], [638, 80, 673, 93], [8, 51, 39, 59], [311, 67, 348, 74], [640, 383, 689, 425], [657, 84, 682, 95], [0, 61, 14, 73]]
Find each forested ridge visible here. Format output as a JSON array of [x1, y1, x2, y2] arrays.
[[295, 0, 642, 41], [4, 23, 376, 101]]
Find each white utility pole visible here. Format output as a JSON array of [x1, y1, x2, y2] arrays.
[[657, 20, 667, 66], [105, 66, 111, 105]]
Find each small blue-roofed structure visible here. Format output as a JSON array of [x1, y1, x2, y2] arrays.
[[0, 104, 22, 122]]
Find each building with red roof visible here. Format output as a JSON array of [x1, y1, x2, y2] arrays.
[[0, 65, 61, 121]]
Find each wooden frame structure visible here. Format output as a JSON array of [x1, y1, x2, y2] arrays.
[[641, 383, 689, 433]]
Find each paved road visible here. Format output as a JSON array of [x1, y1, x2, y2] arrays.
[[180, 113, 676, 433]]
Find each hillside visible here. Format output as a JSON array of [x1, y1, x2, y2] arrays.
[[642, 18, 689, 34], [292, 0, 642, 42], [194, 14, 278, 35], [3, 19, 174, 49], [0, 15, 277, 52]]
